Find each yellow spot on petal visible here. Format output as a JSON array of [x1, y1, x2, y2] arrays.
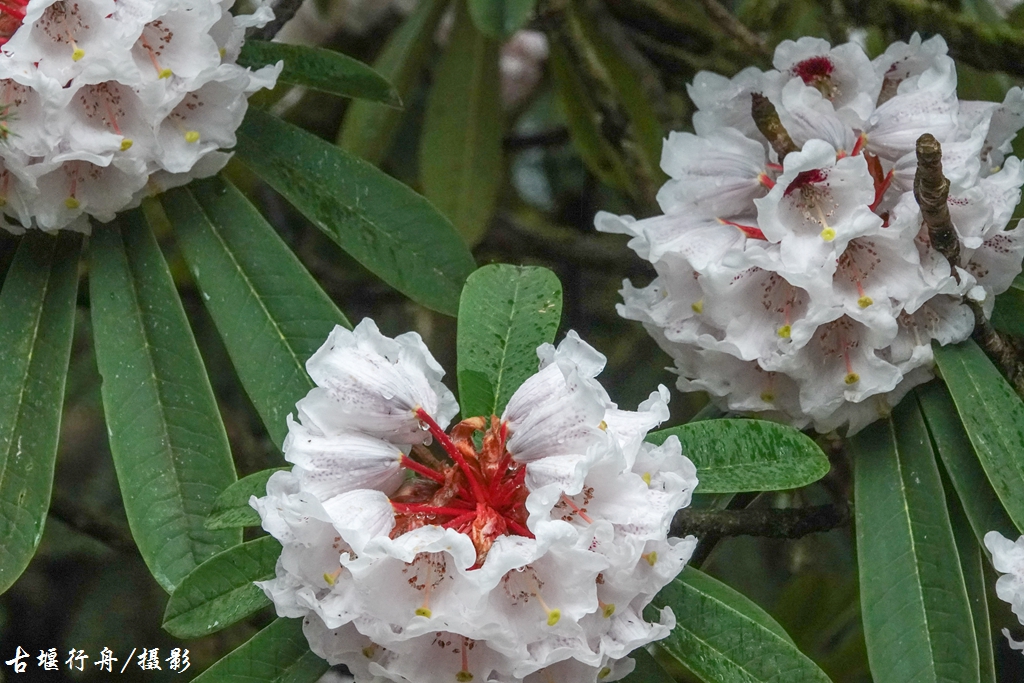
[[598, 420, 607, 431], [691, 300, 704, 314], [415, 607, 432, 618], [322, 572, 335, 586], [857, 295, 873, 308], [641, 472, 652, 486], [643, 551, 658, 566], [844, 372, 860, 385], [820, 227, 836, 241], [72, 48, 85, 61], [219, 47, 226, 58], [602, 603, 616, 618], [598, 668, 612, 679], [184, 130, 200, 143], [361, 646, 375, 659], [760, 391, 775, 403], [65, 197, 80, 209], [120, 138, 133, 151], [777, 325, 791, 339], [456, 672, 474, 682], [546, 609, 561, 626], [0, 197, 7, 207], [158, 68, 173, 79]]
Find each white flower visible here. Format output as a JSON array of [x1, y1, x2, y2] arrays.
[[985, 531, 1024, 650], [253, 321, 699, 683], [598, 34, 1024, 434], [0, 0, 280, 232]]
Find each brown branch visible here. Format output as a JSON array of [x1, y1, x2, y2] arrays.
[[751, 93, 798, 160], [914, 134, 961, 271], [913, 134, 1024, 395], [670, 504, 850, 540], [694, 0, 770, 60]]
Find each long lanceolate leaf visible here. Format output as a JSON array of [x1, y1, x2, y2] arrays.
[[164, 177, 350, 449], [947, 489, 996, 683], [237, 40, 400, 105], [933, 339, 1024, 532], [235, 108, 477, 317], [646, 419, 829, 494], [89, 211, 239, 592], [916, 380, 1018, 542], [652, 567, 830, 683], [0, 233, 80, 594], [191, 618, 328, 683], [850, 398, 979, 683], [457, 264, 562, 419], [420, 0, 504, 246]]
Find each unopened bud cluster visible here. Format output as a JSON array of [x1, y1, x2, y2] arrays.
[[599, 35, 1024, 434], [252, 320, 698, 683], [0, 0, 279, 232]]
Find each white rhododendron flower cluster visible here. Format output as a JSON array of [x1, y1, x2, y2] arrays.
[[985, 531, 1024, 650], [598, 34, 1024, 434], [252, 319, 698, 683], [0, 0, 280, 233]]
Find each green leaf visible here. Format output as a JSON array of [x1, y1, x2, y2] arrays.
[[235, 108, 477, 317], [164, 177, 350, 449], [916, 380, 1018, 542], [338, 0, 450, 164], [191, 618, 328, 683], [850, 398, 979, 683], [621, 647, 675, 683], [947, 484, 996, 683], [468, 0, 536, 38], [206, 468, 287, 530], [237, 40, 400, 105], [420, 0, 504, 246], [89, 210, 240, 593], [456, 264, 562, 419], [0, 233, 80, 595], [548, 40, 635, 194], [990, 273, 1024, 337], [163, 536, 280, 638], [933, 339, 1024, 532], [652, 567, 828, 683], [646, 419, 829, 493]]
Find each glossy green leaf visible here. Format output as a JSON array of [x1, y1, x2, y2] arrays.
[[89, 211, 239, 593], [850, 398, 979, 683], [947, 484, 996, 683], [646, 419, 829, 493], [236, 108, 476, 317], [933, 339, 1024, 532], [165, 177, 349, 449], [206, 467, 287, 530], [620, 647, 675, 683], [191, 618, 328, 683], [468, 0, 535, 37], [163, 536, 280, 638], [652, 567, 827, 683], [990, 273, 1024, 337], [457, 264, 562, 419], [338, 0, 449, 164], [916, 380, 1018, 542], [0, 233, 80, 595], [238, 40, 400, 105], [420, 0, 503, 246]]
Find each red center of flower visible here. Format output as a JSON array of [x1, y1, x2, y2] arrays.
[[0, 0, 26, 46], [783, 168, 828, 197], [792, 56, 834, 84], [390, 409, 532, 566]]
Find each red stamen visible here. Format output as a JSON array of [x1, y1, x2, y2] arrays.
[[718, 217, 767, 240], [392, 502, 471, 518], [851, 133, 867, 157], [400, 454, 445, 484], [870, 170, 893, 212], [757, 172, 775, 190], [415, 408, 492, 505]]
